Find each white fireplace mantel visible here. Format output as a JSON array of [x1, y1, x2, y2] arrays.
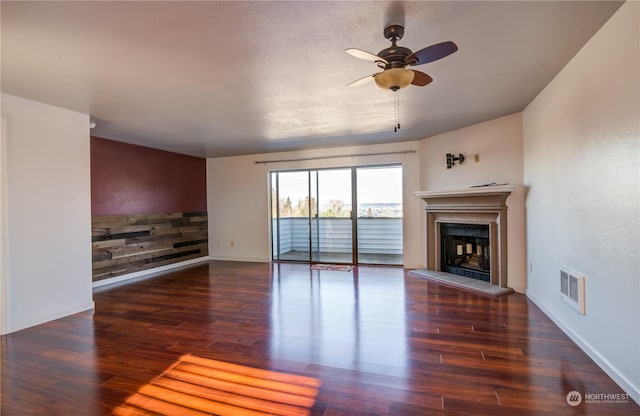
[[414, 185, 517, 213], [414, 184, 517, 200], [415, 185, 517, 289], [414, 185, 518, 199]]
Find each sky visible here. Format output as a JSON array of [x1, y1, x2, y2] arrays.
[[273, 166, 402, 205]]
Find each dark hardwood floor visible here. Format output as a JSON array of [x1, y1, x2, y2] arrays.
[[2, 261, 638, 415]]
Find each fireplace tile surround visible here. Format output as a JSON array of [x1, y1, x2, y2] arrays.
[[413, 185, 517, 295]]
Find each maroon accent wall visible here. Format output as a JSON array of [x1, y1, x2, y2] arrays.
[[91, 137, 207, 215]]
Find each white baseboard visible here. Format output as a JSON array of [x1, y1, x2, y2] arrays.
[[92, 256, 211, 289], [526, 290, 640, 405], [5, 301, 95, 335], [209, 255, 269, 263]]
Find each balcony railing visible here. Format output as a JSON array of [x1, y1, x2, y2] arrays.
[[272, 217, 403, 264]]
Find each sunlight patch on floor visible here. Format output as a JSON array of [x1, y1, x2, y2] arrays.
[[111, 354, 322, 416]]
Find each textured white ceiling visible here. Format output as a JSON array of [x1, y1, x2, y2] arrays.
[[1, 1, 622, 157]]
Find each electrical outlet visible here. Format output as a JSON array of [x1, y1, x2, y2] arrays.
[[230, 240, 235, 247]]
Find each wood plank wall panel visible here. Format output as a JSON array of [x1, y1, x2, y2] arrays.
[[92, 212, 208, 281]]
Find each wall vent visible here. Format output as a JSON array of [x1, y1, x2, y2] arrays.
[[560, 267, 586, 314]]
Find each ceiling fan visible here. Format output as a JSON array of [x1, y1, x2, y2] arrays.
[[346, 25, 458, 91]]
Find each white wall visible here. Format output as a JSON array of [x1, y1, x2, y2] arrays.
[[207, 141, 424, 268], [1, 93, 93, 334], [0, 116, 7, 334], [418, 113, 526, 292], [522, 1, 639, 402]]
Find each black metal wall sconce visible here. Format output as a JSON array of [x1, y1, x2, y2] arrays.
[[446, 153, 465, 169]]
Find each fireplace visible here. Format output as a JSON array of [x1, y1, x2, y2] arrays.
[[440, 223, 490, 282], [415, 185, 516, 288]]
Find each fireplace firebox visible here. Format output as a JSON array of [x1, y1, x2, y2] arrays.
[[440, 223, 490, 282]]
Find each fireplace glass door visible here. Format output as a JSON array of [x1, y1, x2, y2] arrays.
[[440, 223, 490, 281]]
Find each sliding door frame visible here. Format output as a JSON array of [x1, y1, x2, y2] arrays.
[[270, 163, 403, 266], [351, 169, 359, 265]]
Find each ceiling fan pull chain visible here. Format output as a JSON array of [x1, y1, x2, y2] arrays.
[[397, 92, 401, 131], [393, 91, 397, 132], [394, 91, 400, 133], [389, 90, 401, 133]]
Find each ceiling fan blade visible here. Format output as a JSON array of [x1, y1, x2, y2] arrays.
[[346, 73, 379, 87], [405, 41, 458, 66], [345, 48, 389, 65], [411, 70, 433, 87]]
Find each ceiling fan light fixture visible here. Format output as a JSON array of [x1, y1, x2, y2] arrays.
[[374, 68, 414, 91]]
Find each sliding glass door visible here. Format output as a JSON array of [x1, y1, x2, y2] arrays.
[[271, 168, 353, 263], [356, 166, 403, 265], [271, 170, 316, 262], [316, 169, 353, 263], [271, 165, 402, 265]]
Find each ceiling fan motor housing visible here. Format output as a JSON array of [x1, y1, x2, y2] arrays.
[[378, 25, 414, 69], [378, 45, 413, 69]]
